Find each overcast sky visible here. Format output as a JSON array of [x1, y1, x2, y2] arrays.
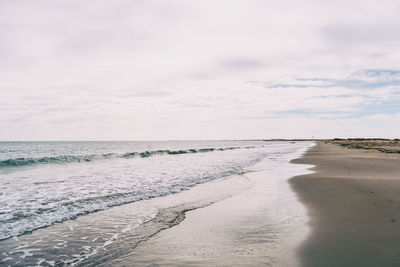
[[1, 0, 400, 140]]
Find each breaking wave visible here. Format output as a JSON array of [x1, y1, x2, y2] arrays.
[[0, 146, 261, 169]]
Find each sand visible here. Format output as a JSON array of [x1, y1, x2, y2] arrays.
[[7, 141, 400, 266], [290, 142, 400, 267], [109, 141, 400, 266]]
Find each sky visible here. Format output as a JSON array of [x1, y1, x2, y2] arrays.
[[1, 0, 400, 140]]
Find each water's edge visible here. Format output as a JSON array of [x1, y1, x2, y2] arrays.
[[79, 199, 219, 266], [0, 142, 315, 266], [98, 142, 316, 266]]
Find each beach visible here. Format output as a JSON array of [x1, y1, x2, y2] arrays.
[[290, 142, 400, 266], [105, 141, 400, 266], [4, 141, 400, 266], [2, 0, 399, 266]]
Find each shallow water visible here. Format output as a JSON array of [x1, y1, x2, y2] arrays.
[[114, 142, 315, 266], [0, 141, 313, 266]]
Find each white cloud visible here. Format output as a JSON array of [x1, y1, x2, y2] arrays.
[[1, 0, 400, 140]]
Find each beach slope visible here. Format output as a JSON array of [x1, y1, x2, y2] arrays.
[[290, 142, 400, 267]]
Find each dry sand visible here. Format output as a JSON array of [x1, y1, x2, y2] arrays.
[[290, 142, 400, 267]]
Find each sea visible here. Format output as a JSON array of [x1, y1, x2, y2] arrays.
[[0, 140, 313, 266]]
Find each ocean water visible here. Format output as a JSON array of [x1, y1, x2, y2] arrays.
[[0, 140, 313, 266]]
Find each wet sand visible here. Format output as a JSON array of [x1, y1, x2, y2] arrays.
[[103, 147, 313, 266], [290, 142, 400, 267]]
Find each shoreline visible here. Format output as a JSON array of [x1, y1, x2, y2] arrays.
[[0, 142, 313, 266], [290, 142, 400, 266], [0, 172, 253, 266], [102, 143, 314, 266]]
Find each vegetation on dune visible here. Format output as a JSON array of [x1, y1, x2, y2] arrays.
[[328, 139, 400, 153]]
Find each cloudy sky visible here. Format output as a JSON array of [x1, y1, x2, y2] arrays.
[[1, 0, 400, 140]]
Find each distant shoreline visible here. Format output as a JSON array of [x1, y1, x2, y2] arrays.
[[326, 139, 400, 153]]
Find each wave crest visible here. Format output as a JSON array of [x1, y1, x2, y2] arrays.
[[0, 146, 260, 169]]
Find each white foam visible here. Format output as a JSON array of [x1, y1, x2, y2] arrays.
[[1, 142, 301, 240], [0, 141, 314, 266]]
